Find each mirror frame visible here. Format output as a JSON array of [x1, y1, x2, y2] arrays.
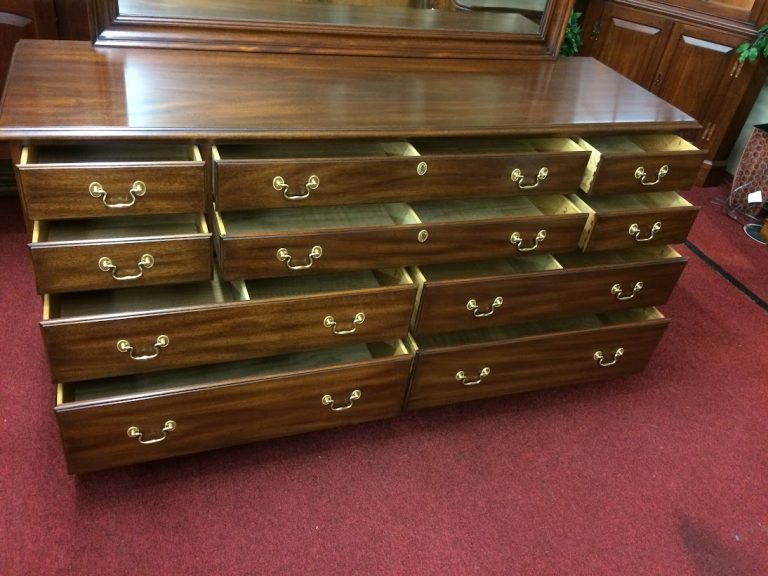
[[87, 0, 574, 59]]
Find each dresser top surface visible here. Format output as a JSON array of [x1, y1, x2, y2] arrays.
[[0, 41, 698, 140]]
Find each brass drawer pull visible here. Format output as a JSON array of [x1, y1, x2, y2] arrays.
[[593, 348, 624, 367], [611, 281, 643, 301], [273, 174, 320, 200], [116, 335, 169, 360], [628, 222, 662, 242], [98, 253, 154, 281], [127, 420, 176, 445], [456, 366, 491, 386], [276, 245, 323, 270], [510, 229, 546, 251], [511, 166, 548, 189], [634, 164, 668, 186], [89, 180, 146, 208], [322, 389, 362, 411], [467, 296, 503, 317], [324, 312, 365, 335]]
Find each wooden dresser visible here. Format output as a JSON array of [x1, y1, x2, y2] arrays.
[[0, 41, 704, 473]]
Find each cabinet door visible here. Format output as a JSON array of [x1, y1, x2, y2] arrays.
[[585, 2, 672, 89], [654, 22, 746, 147]]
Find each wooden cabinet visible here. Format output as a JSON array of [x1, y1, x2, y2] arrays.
[[581, 0, 768, 185], [0, 41, 702, 473]]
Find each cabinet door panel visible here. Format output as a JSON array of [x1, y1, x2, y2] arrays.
[[590, 4, 671, 88]]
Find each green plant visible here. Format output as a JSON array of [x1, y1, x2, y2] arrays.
[[737, 23, 768, 63], [559, 11, 583, 57]]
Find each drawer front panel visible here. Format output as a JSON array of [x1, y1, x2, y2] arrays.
[[584, 208, 698, 251], [413, 259, 686, 335], [19, 163, 206, 220], [57, 355, 412, 474], [585, 153, 703, 195], [407, 318, 669, 410], [215, 152, 590, 210], [43, 285, 416, 382], [30, 235, 212, 294], [218, 215, 587, 280]]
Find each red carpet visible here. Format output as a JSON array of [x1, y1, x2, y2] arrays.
[[1, 194, 767, 575]]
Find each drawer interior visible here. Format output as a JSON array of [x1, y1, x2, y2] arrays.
[[411, 195, 581, 223], [578, 134, 699, 155], [410, 307, 665, 350], [244, 268, 412, 299], [554, 246, 682, 267], [410, 137, 585, 155], [57, 340, 410, 405], [575, 191, 692, 213], [214, 141, 419, 160], [33, 214, 207, 244], [22, 143, 202, 165]]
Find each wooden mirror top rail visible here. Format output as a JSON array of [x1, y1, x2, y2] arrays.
[[88, 0, 573, 59], [0, 41, 698, 141]]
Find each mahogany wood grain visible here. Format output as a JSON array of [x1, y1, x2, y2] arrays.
[[42, 282, 417, 382], [0, 41, 698, 142], [30, 233, 212, 294], [582, 204, 699, 251], [406, 315, 669, 409], [217, 213, 587, 280], [411, 256, 686, 334], [215, 148, 591, 210], [56, 353, 412, 474]]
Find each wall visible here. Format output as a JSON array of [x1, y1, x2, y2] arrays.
[[727, 78, 768, 174]]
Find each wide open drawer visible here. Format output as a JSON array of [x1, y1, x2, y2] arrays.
[[42, 268, 416, 382], [55, 340, 412, 474], [215, 195, 587, 280], [17, 144, 206, 220], [571, 191, 698, 251], [212, 138, 590, 210], [409, 246, 686, 335], [29, 214, 212, 294], [406, 308, 669, 410], [578, 135, 704, 195]]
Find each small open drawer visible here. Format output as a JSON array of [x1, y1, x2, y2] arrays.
[[41, 268, 416, 383], [18, 143, 206, 220], [578, 135, 705, 195], [29, 214, 212, 294], [570, 191, 698, 251], [214, 195, 587, 280], [212, 137, 590, 210], [409, 246, 686, 335], [55, 340, 413, 474], [405, 307, 669, 410]]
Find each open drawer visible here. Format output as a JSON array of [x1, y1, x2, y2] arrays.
[[571, 191, 699, 251], [29, 214, 212, 294], [409, 246, 687, 335], [578, 134, 704, 195], [406, 308, 670, 410], [55, 340, 413, 474], [41, 268, 416, 382], [214, 195, 587, 280], [17, 143, 206, 220], [212, 138, 590, 210]]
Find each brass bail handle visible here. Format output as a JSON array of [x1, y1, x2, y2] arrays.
[[611, 281, 644, 301], [634, 164, 669, 186], [510, 229, 547, 252], [116, 335, 169, 361], [456, 367, 491, 386], [276, 245, 323, 270], [127, 420, 176, 445], [322, 389, 362, 411], [467, 296, 504, 318], [324, 312, 365, 335], [628, 222, 662, 242], [273, 175, 320, 200], [98, 254, 154, 281], [511, 166, 548, 189], [89, 180, 146, 208], [593, 348, 624, 367]]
